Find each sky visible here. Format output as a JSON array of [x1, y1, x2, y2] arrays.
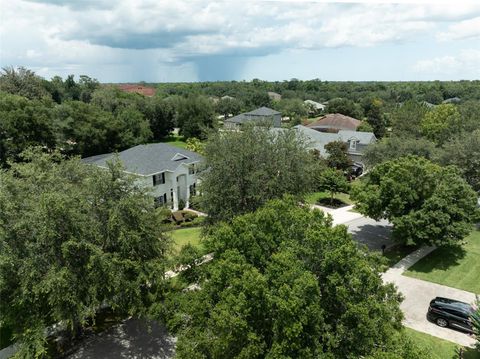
[[1, 0, 480, 82]]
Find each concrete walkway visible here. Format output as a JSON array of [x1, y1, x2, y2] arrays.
[[383, 247, 477, 347], [312, 204, 364, 225]]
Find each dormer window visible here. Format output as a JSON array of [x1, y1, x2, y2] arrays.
[[171, 153, 189, 161], [349, 139, 357, 150]]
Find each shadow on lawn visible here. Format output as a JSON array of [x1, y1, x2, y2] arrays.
[[409, 245, 467, 273], [455, 346, 480, 359]]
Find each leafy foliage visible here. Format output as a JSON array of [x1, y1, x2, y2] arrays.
[[0, 150, 170, 356], [317, 168, 350, 205], [199, 125, 320, 222], [0, 66, 50, 100], [176, 96, 216, 139], [0, 92, 56, 164], [325, 97, 363, 119], [324, 140, 353, 171], [421, 104, 461, 145], [166, 198, 404, 359], [440, 130, 480, 192], [352, 156, 479, 246]]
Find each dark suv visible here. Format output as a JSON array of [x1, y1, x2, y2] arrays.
[[427, 297, 475, 334]]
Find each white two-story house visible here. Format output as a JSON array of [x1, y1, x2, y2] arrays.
[[83, 143, 203, 210]]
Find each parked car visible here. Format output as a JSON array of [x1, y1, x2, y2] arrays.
[[427, 297, 476, 333]]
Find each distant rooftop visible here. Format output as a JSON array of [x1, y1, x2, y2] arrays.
[[117, 84, 156, 97], [307, 113, 361, 132]]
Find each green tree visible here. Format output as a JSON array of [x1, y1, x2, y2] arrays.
[[324, 140, 353, 171], [325, 97, 363, 119], [0, 92, 56, 165], [54, 100, 118, 156], [421, 104, 461, 145], [390, 100, 428, 138], [364, 98, 386, 138], [114, 106, 152, 148], [352, 156, 478, 246], [199, 125, 319, 222], [440, 130, 480, 192], [0, 66, 49, 100], [216, 97, 242, 119], [357, 120, 374, 132], [177, 96, 216, 139], [0, 150, 169, 357], [273, 98, 308, 125], [144, 97, 175, 140], [169, 198, 404, 358], [318, 168, 350, 205], [185, 137, 205, 155], [363, 136, 439, 167]]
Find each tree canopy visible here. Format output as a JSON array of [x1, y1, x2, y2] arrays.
[[166, 198, 405, 358], [0, 91, 56, 164], [176, 96, 216, 139], [0, 150, 169, 357], [324, 140, 352, 171], [352, 156, 479, 246], [199, 125, 320, 223], [421, 104, 461, 145]]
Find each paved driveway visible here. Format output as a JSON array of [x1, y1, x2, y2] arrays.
[[383, 247, 477, 347], [346, 217, 394, 251]]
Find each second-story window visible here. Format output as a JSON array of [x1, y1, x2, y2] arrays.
[[153, 172, 165, 186], [349, 140, 357, 150], [188, 165, 195, 175]]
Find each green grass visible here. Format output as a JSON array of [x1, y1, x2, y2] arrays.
[[305, 191, 353, 206], [405, 328, 479, 359], [404, 230, 480, 294], [170, 227, 203, 253], [160, 134, 187, 149]]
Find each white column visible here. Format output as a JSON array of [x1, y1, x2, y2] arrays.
[[186, 184, 190, 208]]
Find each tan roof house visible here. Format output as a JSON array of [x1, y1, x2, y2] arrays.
[[307, 113, 361, 133]]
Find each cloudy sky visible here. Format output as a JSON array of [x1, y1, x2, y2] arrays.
[[1, 0, 480, 82]]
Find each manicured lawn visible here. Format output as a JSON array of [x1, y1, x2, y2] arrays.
[[160, 135, 187, 149], [305, 191, 353, 206], [170, 227, 203, 253], [405, 328, 479, 359], [404, 230, 480, 294]]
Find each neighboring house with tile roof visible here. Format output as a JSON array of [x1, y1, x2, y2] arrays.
[[284, 125, 376, 166], [117, 84, 156, 97], [83, 143, 203, 210], [307, 113, 361, 133], [224, 106, 282, 130]]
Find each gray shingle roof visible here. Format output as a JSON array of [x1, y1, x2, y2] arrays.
[[225, 107, 280, 125], [225, 113, 248, 124], [289, 126, 376, 155], [337, 130, 376, 144], [82, 143, 203, 176], [244, 107, 280, 116]]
